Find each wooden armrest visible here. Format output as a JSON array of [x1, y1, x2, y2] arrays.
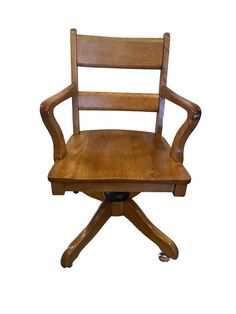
[[160, 85, 201, 163], [40, 83, 77, 161]]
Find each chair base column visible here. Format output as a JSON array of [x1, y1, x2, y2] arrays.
[[61, 192, 178, 268]]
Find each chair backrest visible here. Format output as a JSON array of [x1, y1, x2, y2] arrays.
[[70, 29, 170, 135]]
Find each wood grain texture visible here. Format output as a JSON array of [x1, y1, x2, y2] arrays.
[[40, 30, 202, 267], [124, 198, 178, 259], [155, 33, 170, 135], [70, 29, 80, 134], [40, 83, 77, 161], [111, 201, 124, 216], [61, 196, 179, 267], [173, 184, 187, 196], [78, 91, 159, 111], [160, 85, 201, 162], [48, 130, 191, 186], [51, 182, 65, 195], [77, 35, 164, 69], [159, 33, 170, 89], [64, 182, 175, 193], [61, 198, 112, 267]]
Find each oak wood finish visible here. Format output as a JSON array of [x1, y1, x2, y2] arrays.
[[77, 35, 164, 69], [111, 201, 124, 216], [51, 182, 65, 195], [173, 183, 187, 197], [160, 85, 201, 162], [48, 130, 191, 186], [61, 198, 112, 267], [61, 196, 178, 268], [155, 33, 170, 135], [123, 198, 178, 259], [70, 29, 80, 134], [40, 83, 77, 161], [40, 29, 201, 267], [78, 91, 159, 112], [64, 182, 175, 193]]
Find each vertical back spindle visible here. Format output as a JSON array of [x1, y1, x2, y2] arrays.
[[71, 29, 80, 134], [155, 33, 170, 135]]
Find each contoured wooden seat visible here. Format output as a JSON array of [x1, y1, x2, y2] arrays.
[[40, 29, 201, 268], [48, 130, 191, 190]]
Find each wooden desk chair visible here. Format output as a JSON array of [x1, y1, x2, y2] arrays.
[[40, 29, 201, 268]]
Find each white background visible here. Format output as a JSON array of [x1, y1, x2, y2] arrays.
[[1, 0, 236, 313]]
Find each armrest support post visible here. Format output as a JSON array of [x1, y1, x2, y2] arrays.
[[160, 85, 201, 163], [40, 83, 77, 161]]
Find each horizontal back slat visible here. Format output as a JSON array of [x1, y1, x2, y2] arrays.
[[78, 92, 159, 112], [77, 35, 164, 69]]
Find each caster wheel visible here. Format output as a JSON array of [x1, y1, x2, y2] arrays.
[[67, 264, 73, 268], [73, 191, 79, 194], [158, 252, 170, 262]]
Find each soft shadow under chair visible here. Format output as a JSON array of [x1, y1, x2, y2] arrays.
[[40, 29, 201, 267]]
